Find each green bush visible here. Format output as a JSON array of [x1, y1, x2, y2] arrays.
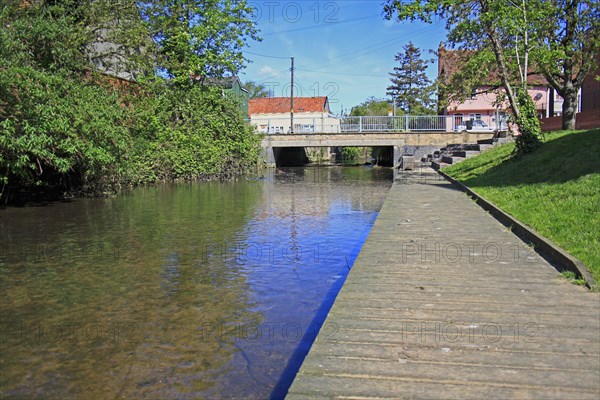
[[0, 70, 261, 202], [126, 82, 261, 183], [342, 147, 360, 163], [0, 67, 130, 197], [514, 91, 543, 155]]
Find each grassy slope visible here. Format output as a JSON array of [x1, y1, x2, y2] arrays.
[[444, 129, 600, 283]]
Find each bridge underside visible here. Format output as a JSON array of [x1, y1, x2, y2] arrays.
[[261, 131, 496, 167]]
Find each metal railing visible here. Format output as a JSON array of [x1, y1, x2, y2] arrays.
[[249, 115, 508, 134]]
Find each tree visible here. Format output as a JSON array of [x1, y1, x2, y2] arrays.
[[0, 0, 262, 202], [534, 0, 600, 130], [350, 97, 392, 116], [138, 0, 260, 85], [384, 1, 546, 152], [386, 42, 435, 114], [0, 0, 153, 77], [244, 81, 271, 98], [384, 0, 599, 133]]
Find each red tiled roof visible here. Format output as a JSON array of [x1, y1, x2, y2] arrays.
[[249, 97, 328, 115]]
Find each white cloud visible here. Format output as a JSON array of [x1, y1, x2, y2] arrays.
[[259, 65, 276, 75]]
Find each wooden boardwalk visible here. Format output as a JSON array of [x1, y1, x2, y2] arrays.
[[287, 169, 600, 399]]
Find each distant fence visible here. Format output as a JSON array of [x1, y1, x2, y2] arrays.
[[249, 115, 507, 134], [540, 110, 600, 131]]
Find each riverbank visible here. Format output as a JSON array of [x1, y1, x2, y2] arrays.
[[0, 70, 261, 206], [442, 129, 599, 284]]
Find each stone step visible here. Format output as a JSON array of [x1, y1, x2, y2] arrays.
[[493, 137, 513, 146], [430, 160, 447, 170], [461, 143, 483, 151], [477, 138, 495, 145], [441, 155, 465, 164], [452, 150, 480, 158], [477, 137, 514, 146]]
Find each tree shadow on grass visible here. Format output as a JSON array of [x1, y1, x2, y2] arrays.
[[462, 129, 600, 188]]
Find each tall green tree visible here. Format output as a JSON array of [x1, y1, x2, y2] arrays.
[[384, 0, 545, 152], [0, 0, 152, 77], [0, 0, 262, 202], [138, 0, 260, 85], [386, 42, 435, 114], [533, 0, 600, 130], [384, 0, 599, 132]]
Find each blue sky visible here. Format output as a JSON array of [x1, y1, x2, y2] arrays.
[[240, 0, 447, 114]]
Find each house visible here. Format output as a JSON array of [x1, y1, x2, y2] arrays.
[[437, 46, 581, 131], [581, 54, 600, 114], [248, 96, 340, 133], [209, 76, 250, 116], [541, 56, 600, 131]]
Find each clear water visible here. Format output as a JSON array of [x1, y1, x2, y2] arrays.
[[0, 166, 392, 399]]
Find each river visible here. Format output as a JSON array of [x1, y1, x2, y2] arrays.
[[0, 166, 393, 399]]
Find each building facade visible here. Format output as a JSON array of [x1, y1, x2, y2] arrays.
[[248, 97, 340, 133]]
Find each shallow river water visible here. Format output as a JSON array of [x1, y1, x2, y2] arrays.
[[0, 166, 393, 399]]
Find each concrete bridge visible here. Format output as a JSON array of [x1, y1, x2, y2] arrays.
[[255, 115, 503, 167], [261, 131, 497, 167]]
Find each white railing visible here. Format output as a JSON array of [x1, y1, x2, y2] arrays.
[[249, 115, 508, 134]]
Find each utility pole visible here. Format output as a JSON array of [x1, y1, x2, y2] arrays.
[[290, 56, 294, 134]]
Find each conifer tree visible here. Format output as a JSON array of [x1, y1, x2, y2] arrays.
[[386, 42, 435, 114]]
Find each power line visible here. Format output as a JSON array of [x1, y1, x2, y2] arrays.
[[297, 22, 443, 71], [260, 14, 381, 37], [246, 21, 443, 83], [295, 68, 384, 78], [244, 50, 290, 59], [257, 67, 291, 83]]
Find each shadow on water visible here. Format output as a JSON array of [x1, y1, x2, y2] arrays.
[[269, 273, 346, 399]]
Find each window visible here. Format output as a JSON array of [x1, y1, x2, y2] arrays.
[[469, 113, 482, 121]]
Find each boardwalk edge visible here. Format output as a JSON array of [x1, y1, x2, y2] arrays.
[[436, 169, 597, 290]]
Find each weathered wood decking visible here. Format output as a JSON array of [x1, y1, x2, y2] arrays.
[[287, 170, 600, 399]]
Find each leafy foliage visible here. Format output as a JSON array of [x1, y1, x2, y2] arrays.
[[386, 42, 435, 114], [350, 97, 392, 116], [383, 0, 600, 131], [0, 0, 262, 203], [126, 83, 261, 183], [0, 0, 90, 71], [341, 147, 360, 163], [513, 91, 542, 155], [532, 0, 600, 130], [138, 0, 260, 84], [0, 68, 130, 196]]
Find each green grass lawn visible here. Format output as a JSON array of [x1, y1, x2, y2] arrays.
[[444, 129, 600, 283]]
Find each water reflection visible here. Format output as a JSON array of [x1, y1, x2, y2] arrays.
[[1, 166, 392, 399]]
